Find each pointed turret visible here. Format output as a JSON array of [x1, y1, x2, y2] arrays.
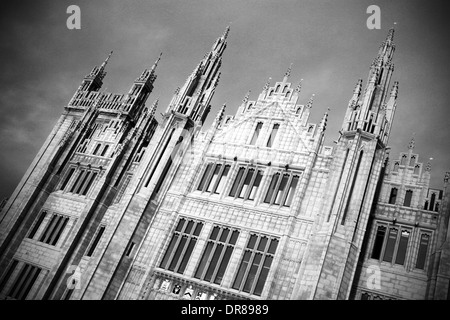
[[75, 51, 114, 94], [135, 52, 162, 85], [166, 27, 229, 123], [319, 108, 329, 132], [341, 28, 398, 146], [100, 51, 113, 70]]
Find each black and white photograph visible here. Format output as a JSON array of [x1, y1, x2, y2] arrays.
[[0, 0, 449, 308]]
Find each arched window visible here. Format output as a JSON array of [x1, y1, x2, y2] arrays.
[[307, 125, 314, 134], [414, 165, 420, 175], [250, 122, 263, 145], [424, 200, 429, 211], [389, 187, 398, 204], [266, 124, 280, 148], [296, 107, 302, 115], [276, 85, 280, 92], [400, 154, 407, 166], [101, 145, 109, 157], [403, 190, 413, 207], [282, 85, 288, 93], [285, 91, 291, 98], [430, 193, 436, 212], [269, 90, 274, 96], [409, 156, 416, 166], [393, 162, 399, 172]]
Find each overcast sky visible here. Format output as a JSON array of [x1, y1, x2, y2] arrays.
[[0, 0, 449, 200]]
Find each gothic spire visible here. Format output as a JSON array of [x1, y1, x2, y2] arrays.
[[222, 25, 230, 40], [319, 108, 329, 131], [212, 103, 226, 128], [100, 51, 113, 70], [149, 99, 158, 118], [150, 52, 163, 73], [390, 81, 399, 98]]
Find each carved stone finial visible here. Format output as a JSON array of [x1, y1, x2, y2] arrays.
[[294, 79, 303, 93], [242, 90, 251, 104], [408, 134, 415, 150], [306, 94, 315, 109], [263, 77, 272, 92]]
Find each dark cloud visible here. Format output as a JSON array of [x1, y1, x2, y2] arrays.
[[0, 0, 449, 200]]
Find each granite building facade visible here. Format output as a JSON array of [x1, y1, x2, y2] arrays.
[[0, 26, 449, 300]]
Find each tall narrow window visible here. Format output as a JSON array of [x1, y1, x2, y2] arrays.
[[7, 263, 41, 300], [383, 227, 398, 263], [395, 229, 410, 265], [75, 171, 91, 194], [430, 193, 436, 212], [393, 162, 399, 172], [28, 211, 47, 239], [274, 174, 289, 205], [250, 122, 263, 145], [283, 175, 299, 207], [85, 225, 105, 257], [214, 165, 230, 195], [70, 170, 85, 193], [341, 151, 363, 225], [248, 171, 263, 201], [232, 234, 279, 296], [264, 173, 279, 203], [81, 172, 97, 196], [144, 129, 175, 188], [206, 164, 222, 192], [371, 225, 386, 260], [230, 168, 263, 201], [238, 169, 254, 199], [39, 214, 70, 246], [409, 156, 416, 167], [400, 155, 407, 166], [93, 144, 102, 155], [199, 164, 230, 195], [229, 167, 245, 197], [60, 168, 75, 191], [153, 156, 173, 196], [266, 124, 280, 148], [159, 218, 203, 274], [414, 165, 420, 175], [416, 234, 430, 270], [0, 260, 18, 293], [424, 201, 429, 211], [198, 164, 213, 191], [100, 145, 109, 157], [388, 188, 398, 204], [194, 226, 239, 285], [403, 190, 413, 207]]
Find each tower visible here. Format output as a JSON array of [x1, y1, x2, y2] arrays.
[[0, 51, 161, 300], [62, 27, 230, 300], [295, 27, 399, 300]]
